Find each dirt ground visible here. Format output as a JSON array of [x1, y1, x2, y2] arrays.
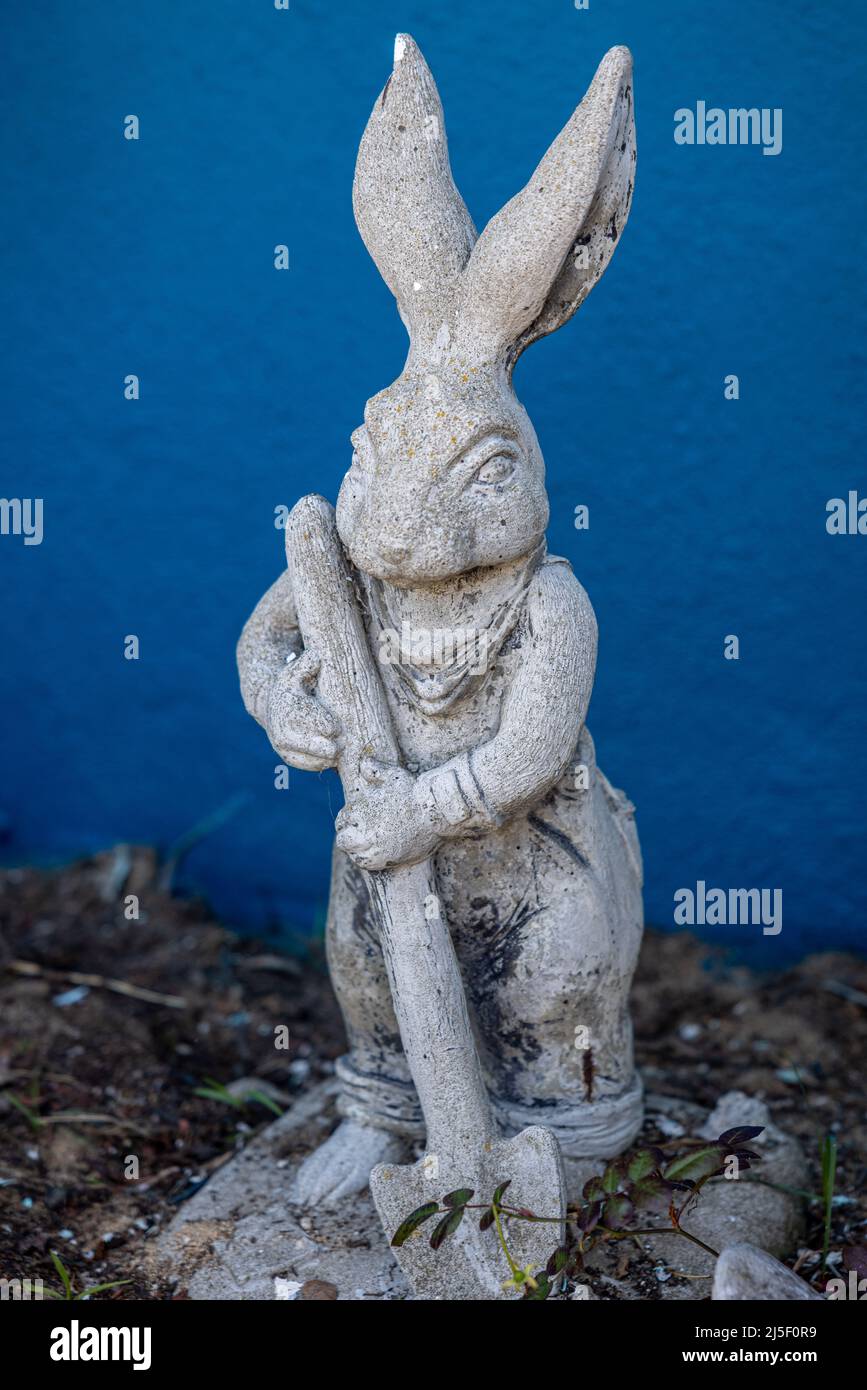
[[1, 846, 865, 1300]]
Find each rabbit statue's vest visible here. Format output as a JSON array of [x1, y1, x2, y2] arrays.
[[330, 551, 645, 1160]]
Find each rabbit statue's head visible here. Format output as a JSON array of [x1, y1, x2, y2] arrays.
[[337, 35, 635, 585]]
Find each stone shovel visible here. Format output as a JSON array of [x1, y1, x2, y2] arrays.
[[287, 494, 566, 1300]]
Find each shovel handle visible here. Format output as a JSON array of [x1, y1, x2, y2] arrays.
[[286, 495, 495, 1159]]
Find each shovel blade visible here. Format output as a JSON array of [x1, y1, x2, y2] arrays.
[[371, 1125, 566, 1301]]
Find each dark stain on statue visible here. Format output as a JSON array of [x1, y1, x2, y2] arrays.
[[346, 862, 380, 951], [528, 813, 589, 869], [583, 1046, 595, 1101]]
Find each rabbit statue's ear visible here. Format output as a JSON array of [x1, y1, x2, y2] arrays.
[[455, 47, 635, 369], [353, 34, 477, 362]]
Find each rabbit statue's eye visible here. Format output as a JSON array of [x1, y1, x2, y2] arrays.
[[473, 454, 515, 487]]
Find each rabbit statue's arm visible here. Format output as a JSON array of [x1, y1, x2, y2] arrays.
[[237, 570, 300, 726], [418, 563, 597, 835], [237, 570, 339, 772]]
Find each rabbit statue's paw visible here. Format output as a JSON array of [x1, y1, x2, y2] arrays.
[[290, 1119, 410, 1208], [265, 648, 340, 773], [335, 760, 439, 871]]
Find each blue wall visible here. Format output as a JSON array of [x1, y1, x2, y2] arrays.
[[2, 1, 864, 961]]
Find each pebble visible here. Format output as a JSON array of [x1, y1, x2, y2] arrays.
[[678, 1022, 702, 1042], [274, 1278, 302, 1301], [656, 1115, 686, 1138], [300, 1279, 338, 1300], [712, 1243, 823, 1301], [52, 986, 89, 1008]]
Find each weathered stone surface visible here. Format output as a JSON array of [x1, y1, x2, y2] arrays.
[[145, 1083, 408, 1301], [712, 1243, 823, 1301]]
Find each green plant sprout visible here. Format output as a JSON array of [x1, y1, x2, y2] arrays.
[[820, 1132, 838, 1271], [44, 1250, 130, 1301], [193, 1076, 283, 1119], [6, 1093, 42, 1131]]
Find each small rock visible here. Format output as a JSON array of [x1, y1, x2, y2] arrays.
[[300, 1279, 338, 1300], [712, 1244, 823, 1301], [274, 1277, 302, 1301], [656, 1115, 686, 1139], [698, 1090, 771, 1138], [52, 986, 89, 1008], [644, 1091, 705, 1132]]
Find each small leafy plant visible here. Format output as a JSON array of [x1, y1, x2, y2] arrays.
[[392, 1126, 764, 1299]]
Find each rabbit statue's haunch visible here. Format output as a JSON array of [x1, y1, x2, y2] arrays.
[[238, 37, 642, 1208]]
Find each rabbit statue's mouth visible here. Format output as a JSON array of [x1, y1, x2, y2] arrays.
[[362, 548, 544, 716], [400, 665, 478, 718]]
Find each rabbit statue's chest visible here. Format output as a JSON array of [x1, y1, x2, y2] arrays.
[[358, 565, 533, 771]]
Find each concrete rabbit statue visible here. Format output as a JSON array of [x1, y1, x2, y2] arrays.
[[237, 35, 642, 1206]]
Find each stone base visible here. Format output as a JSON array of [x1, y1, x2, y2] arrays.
[[145, 1082, 408, 1301], [146, 1083, 806, 1301]]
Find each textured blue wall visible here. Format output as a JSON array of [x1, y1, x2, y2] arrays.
[[1, 1, 865, 961]]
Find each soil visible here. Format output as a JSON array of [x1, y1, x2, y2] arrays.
[[1, 846, 864, 1300]]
